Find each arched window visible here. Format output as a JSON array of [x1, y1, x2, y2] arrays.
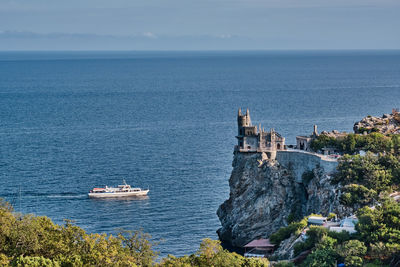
[[277, 143, 281, 150]]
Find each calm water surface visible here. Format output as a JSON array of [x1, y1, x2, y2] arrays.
[[0, 51, 400, 256]]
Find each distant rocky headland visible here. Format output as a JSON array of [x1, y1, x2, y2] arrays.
[[217, 109, 400, 266]]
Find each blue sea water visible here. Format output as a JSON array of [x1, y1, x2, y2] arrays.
[[0, 50, 400, 257]]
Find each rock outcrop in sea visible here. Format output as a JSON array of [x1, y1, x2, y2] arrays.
[[217, 152, 350, 249]]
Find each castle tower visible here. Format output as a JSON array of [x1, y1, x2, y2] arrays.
[[270, 128, 275, 143], [237, 108, 252, 136], [313, 125, 319, 137]]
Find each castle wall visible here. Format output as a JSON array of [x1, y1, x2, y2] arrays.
[[276, 150, 338, 183], [243, 136, 258, 151]]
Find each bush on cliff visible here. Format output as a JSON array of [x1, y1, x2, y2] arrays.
[[269, 217, 308, 246], [160, 239, 269, 267], [334, 153, 395, 195], [297, 200, 400, 266], [310, 132, 396, 154], [339, 184, 377, 207], [293, 226, 330, 257]]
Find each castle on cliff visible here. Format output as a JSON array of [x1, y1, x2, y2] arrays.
[[235, 108, 286, 153]]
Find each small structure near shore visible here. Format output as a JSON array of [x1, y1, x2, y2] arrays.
[[244, 239, 275, 258]]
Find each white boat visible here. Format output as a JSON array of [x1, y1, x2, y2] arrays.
[[88, 180, 149, 198]]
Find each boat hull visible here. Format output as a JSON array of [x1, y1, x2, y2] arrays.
[[88, 190, 149, 198]]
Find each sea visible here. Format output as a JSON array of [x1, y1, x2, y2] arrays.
[[1, 50, 400, 257]]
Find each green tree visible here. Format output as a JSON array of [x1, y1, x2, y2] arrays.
[[118, 229, 158, 267], [336, 240, 366, 267], [11, 256, 59, 267], [300, 248, 337, 267]]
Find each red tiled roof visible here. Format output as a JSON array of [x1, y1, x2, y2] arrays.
[[244, 239, 275, 248]]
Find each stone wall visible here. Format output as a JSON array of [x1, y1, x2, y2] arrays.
[[276, 150, 338, 182]]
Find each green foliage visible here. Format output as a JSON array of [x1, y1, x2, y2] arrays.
[[0, 199, 272, 267], [336, 240, 367, 267], [118, 229, 158, 266], [306, 226, 328, 244], [300, 248, 337, 267], [0, 199, 158, 266], [356, 200, 400, 264], [364, 259, 389, 267], [339, 184, 377, 206], [293, 226, 330, 256], [11, 256, 60, 267], [269, 217, 308, 246], [0, 253, 10, 266], [327, 230, 351, 244], [273, 261, 294, 267], [334, 153, 396, 201], [293, 241, 312, 257], [158, 239, 269, 267], [310, 135, 339, 152], [310, 132, 395, 154], [276, 132, 400, 265], [344, 256, 363, 267]]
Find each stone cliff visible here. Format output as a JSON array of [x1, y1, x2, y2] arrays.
[[217, 151, 349, 248], [353, 112, 400, 134]]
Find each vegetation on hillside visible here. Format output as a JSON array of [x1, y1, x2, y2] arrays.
[[0, 198, 269, 266], [283, 200, 400, 267], [271, 131, 400, 266], [310, 132, 400, 155]]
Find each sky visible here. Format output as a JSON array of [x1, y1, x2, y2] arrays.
[[0, 0, 399, 50]]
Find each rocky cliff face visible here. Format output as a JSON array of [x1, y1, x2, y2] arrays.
[[217, 152, 349, 248], [353, 112, 400, 134]]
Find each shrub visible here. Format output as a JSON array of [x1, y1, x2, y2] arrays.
[[300, 248, 337, 267], [273, 261, 294, 267], [159, 239, 270, 267], [339, 184, 377, 207], [293, 241, 313, 257], [11, 256, 60, 267], [269, 217, 308, 246], [327, 230, 351, 244]]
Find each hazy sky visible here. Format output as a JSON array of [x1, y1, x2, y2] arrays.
[[1, 0, 399, 50]]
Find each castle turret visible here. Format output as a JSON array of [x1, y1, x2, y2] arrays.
[[237, 108, 252, 136], [313, 125, 319, 137], [246, 109, 252, 126]]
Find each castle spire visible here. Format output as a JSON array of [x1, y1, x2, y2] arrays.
[[245, 109, 251, 126], [238, 108, 242, 116], [313, 125, 319, 136]]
